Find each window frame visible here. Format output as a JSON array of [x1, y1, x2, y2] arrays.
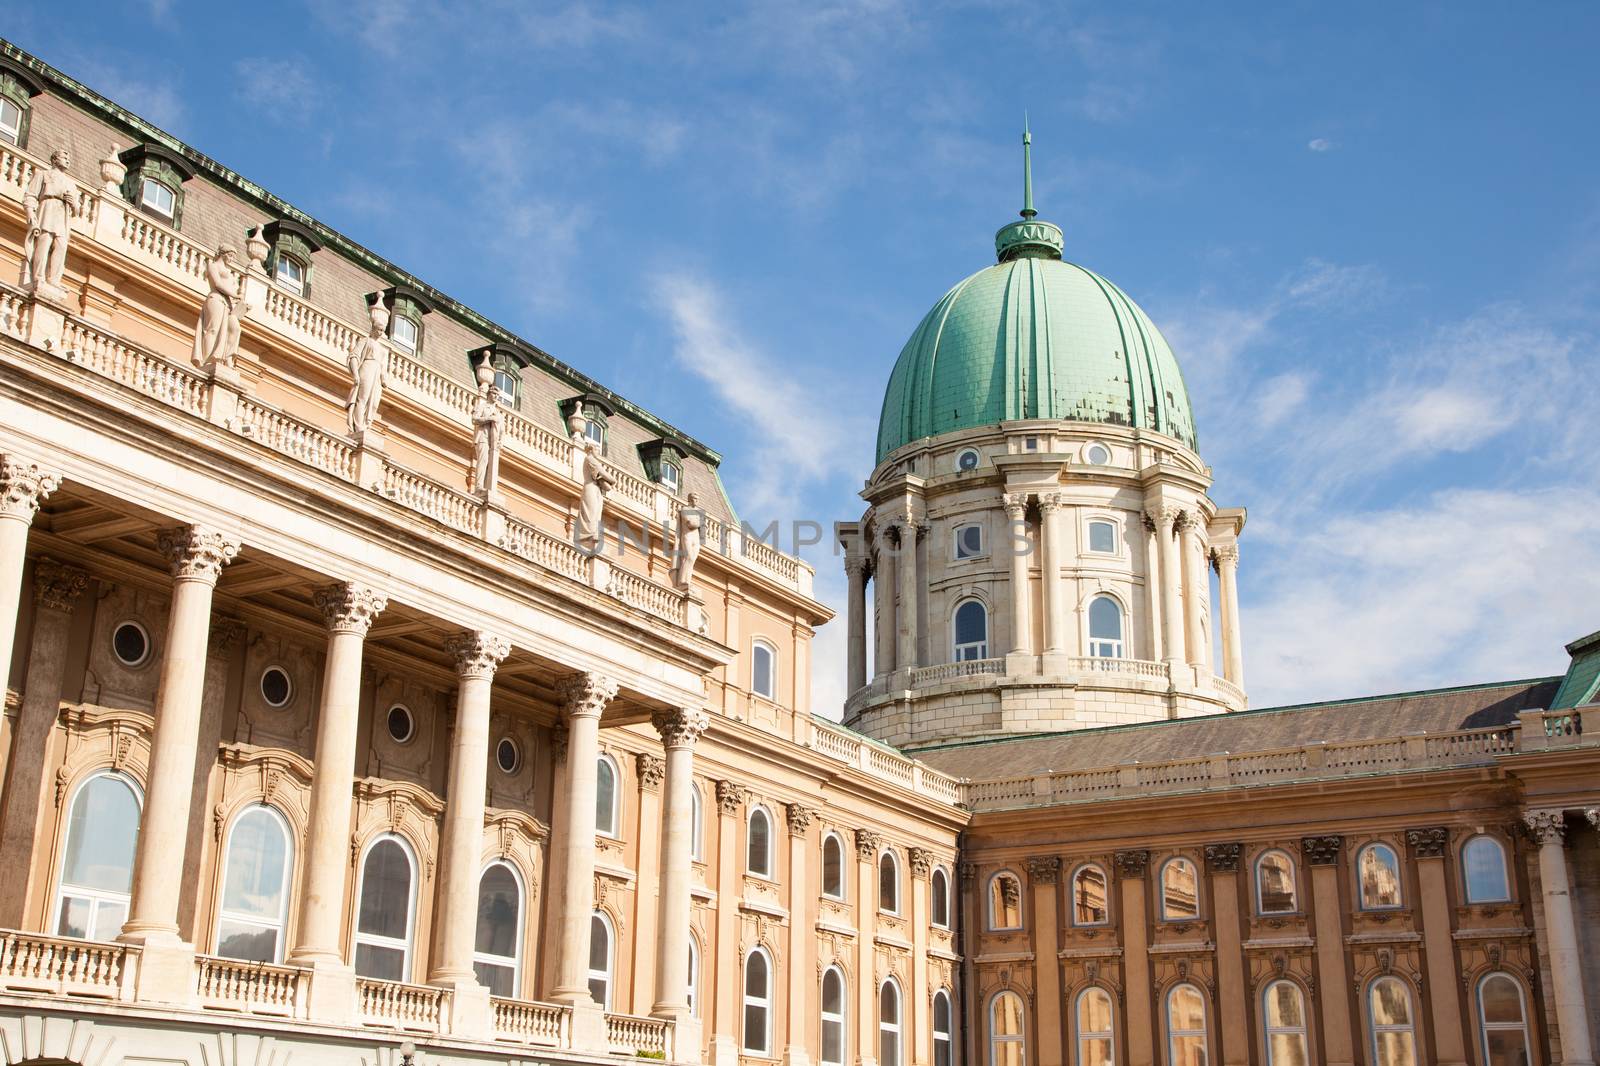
[[273, 251, 308, 295], [1356, 842, 1404, 911], [352, 833, 419, 982], [1366, 975, 1418, 1066], [53, 770, 144, 942], [931, 866, 951, 928], [743, 946, 774, 1056], [1475, 972, 1531, 1065], [879, 977, 903, 1066], [389, 311, 421, 354], [0, 96, 21, 146], [1086, 594, 1125, 659], [878, 848, 901, 915], [1254, 849, 1299, 915], [747, 805, 775, 879], [588, 910, 615, 1009], [953, 521, 986, 561], [820, 964, 848, 1066], [751, 639, 778, 701], [1461, 835, 1511, 904], [687, 934, 701, 1017], [953, 597, 990, 662], [1085, 516, 1119, 555], [214, 804, 295, 964], [1159, 857, 1201, 921], [989, 989, 1026, 1066], [822, 832, 847, 900], [1075, 986, 1115, 1066], [988, 870, 1023, 931], [1165, 982, 1209, 1066], [690, 783, 705, 862], [1070, 863, 1110, 927], [1261, 978, 1311, 1066], [472, 859, 525, 998], [932, 988, 954, 1066], [139, 176, 178, 221], [595, 753, 621, 838]]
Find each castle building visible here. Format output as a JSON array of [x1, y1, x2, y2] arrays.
[[0, 38, 1596, 1066]]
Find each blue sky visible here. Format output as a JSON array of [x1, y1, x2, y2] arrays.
[[12, 2, 1600, 712]]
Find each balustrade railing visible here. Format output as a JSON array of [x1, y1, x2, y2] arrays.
[[493, 996, 567, 1046], [607, 565, 687, 625], [195, 954, 303, 1016], [236, 398, 356, 479], [501, 516, 588, 581], [910, 658, 1007, 687], [0, 930, 128, 998], [0, 288, 27, 340], [61, 317, 208, 416], [607, 1012, 670, 1056], [357, 977, 447, 1032], [381, 466, 481, 534]]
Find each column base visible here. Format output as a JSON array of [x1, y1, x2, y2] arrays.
[[117, 928, 194, 1006], [1039, 650, 1075, 675], [654, 1012, 700, 1063], [1004, 651, 1037, 675], [433, 975, 492, 1040], [296, 957, 359, 1025], [781, 1045, 814, 1066], [711, 1035, 740, 1066], [567, 998, 609, 1054]]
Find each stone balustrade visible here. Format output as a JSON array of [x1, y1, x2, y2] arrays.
[[493, 996, 569, 1046], [807, 719, 963, 805], [194, 954, 305, 1017], [0, 928, 133, 999], [606, 1011, 671, 1057], [357, 977, 449, 1033]]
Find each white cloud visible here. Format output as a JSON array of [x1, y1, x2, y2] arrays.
[[235, 57, 322, 124], [1308, 137, 1335, 152]]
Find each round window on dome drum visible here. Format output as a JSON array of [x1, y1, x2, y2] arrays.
[[1086, 443, 1111, 465], [496, 737, 521, 774], [112, 621, 150, 667], [387, 705, 415, 744], [956, 448, 980, 472], [259, 666, 293, 708]]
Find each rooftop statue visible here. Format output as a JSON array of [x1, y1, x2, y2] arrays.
[[576, 437, 612, 552], [347, 302, 389, 440], [22, 148, 77, 302], [469, 362, 504, 496], [673, 492, 702, 592], [192, 246, 249, 370]]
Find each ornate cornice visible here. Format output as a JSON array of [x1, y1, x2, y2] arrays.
[[557, 671, 618, 721], [910, 847, 934, 879], [1114, 849, 1149, 879], [1523, 809, 1566, 845], [636, 753, 665, 792], [855, 829, 885, 860], [1406, 827, 1449, 860], [715, 779, 749, 815], [1025, 856, 1061, 884], [159, 525, 242, 583], [652, 707, 711, 749], [0, 456, 60, 521], [1301, 835, 1344, 866], [1204, 842, 1242, 873], [313, 582, 387, 636], [786, 803, 818, 835], [32, 557, 87, 612], [445, 630, 511, 680]]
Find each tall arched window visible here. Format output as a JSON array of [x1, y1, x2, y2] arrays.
[[1071, 864, 1109, 926], [752, 640, 777, 700], [1476, 972, 1530, 1065], [822, 832, 846, 899], [588, 912, 614, 1008], [353, 835, 417, 981], [989, 871, 1022, 930], [1462, 836, 1510, 903], [1160, 858, 1200, 920], [55, 771, 142, 940], [1263, 980, 1310, 1065], [821, 965, 847, 1066], [990, 990, 1026, 1066], [473, 861, 523, 997], [1075, 986, 1114, 1065], [690, 783, 704, 861], [1255, 850, 1298, 914], [687, 935, 701, 1017], [932, 989, 954, 1066], [879, 850, 900, 914], [954, 599, 989, 661], [880, 979, 903, 1066], [931, 867, 951, 927], [748, 806, 774, 877], [215, 805, 293, 962], [1367, 976, 1417, 1066], [1088, 596, 1124, 659], [1166, 983, 1208, 1066], [595, 754, 619, 837], [743, 948, 773, 1055], [1357, 843, 1402, 909]]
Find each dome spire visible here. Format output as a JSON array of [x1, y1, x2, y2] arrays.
[[994, 121, 1064, 262], [1022, 116, 1037, 220]]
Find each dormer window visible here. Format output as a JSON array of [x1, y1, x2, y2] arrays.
[[259, 219, 322, 299], [562, 393, 617, 455], [0, 64, 44, 148], [638, 437, 690, 495], [471, 342, 532, 412], [274, 251, 306, 293], [390, 314, 418, 353], [378, 286, 431, 358], [119, 143, 196, 229], [140, 177, 176, 220], [0, 96, 21, 146], [660, 461, 681, 492]]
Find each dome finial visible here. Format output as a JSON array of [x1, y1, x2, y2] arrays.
[[994, 119, 1063, 262], [1021, 115, 1037, 220]]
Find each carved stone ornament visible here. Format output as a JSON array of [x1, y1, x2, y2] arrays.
[[1025, 856, 1061, 884], [1211, 544, 1240, 567], [1587, 808, 1599, 830], [445, 630, 511, 680], [159, 526, 242, 583], [1300, 835, 1344, 866], [1522, 809, 1566, 845], [313, 582, 387, 636], [842, 554, 870, 580], [32, 557, 88, 612], [1174, 510, 1199, 534], [716, 779, 749, 815], [1001, 492, 1029, 518], [468, 365, 505, 497], [549, 719, 569, 764], [575, 438, 614, 552], [672, 494, 703, 592], [557, 671, 618, 721], [192, 245, 248, 370], [910, 847, 934, 879], [1204, 842, 1242, 873], [1037, 492, 1065, 514], [0, 456, 61, 521], [856, 829, 885, 860], [208, 618, 246, 654], [651, 707, 711, 749], [1113, 849, 1150, 879], [1405, 826, 1449, 860], [1144, 505, 1181, 532], [959, 861, 977, 885], [786, 803, 818, 835], [636, 753, 665, 792]]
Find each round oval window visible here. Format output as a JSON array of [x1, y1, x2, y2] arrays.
[[260, 666, 293, 708], [1086, 443, 1111, 465], [112, 622, 150, 667], [957, 449, 980, 472], [387, 705, 414, 744], [496, 737, 520, 774]]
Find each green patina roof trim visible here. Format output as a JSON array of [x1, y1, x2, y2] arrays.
[[1551, 631, 1600, 708], [0, 37, 724, 469]]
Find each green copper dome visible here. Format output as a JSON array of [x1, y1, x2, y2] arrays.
[[875, 130, 1198, 463]]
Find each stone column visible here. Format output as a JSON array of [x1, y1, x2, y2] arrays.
[[1525, 810, 1596, 1066], [1176, 512, 1207, 668], [290, 582, 386, 1018], [856, 830, 885, 1066], [910, 848, 934, 1066], [1204, 844, 1248, 1066], [121, 527, 240, 1001], [1213, 545, 1245, 687], [178, 618, 245, 940], [0, 458, 59, 694], [1142, 514, 1163, 659], [845, 557, 868, 694], [784, 804, 818, 1066], [1114, 850, 1154, 1066], [1026, 857, 1064, 1066], [1039, 493, 1067, 655], [894, 521, 920, 675], [431, 631, 510, 1033], [633, 752, 665, 1016], [0, 559, 87, 927], [1147, 508, 1184, 667], [1302, 836, 1355, 1066], [1405, 828, 1467, 1066], [652, 709, 711, 1035], [1002, 493, 1033, 660], [712, 780, 749, 1066], [958, 863, 979, 1066], [874, 532, 896, 676]]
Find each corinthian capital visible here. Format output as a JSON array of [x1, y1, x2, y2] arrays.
[[313, 582, 387, 635], [855, 828, 885, 860], [446, 630, 511, 679], [558, 671, 618, 721], [159, 526, 242, 583], [1173, 510, 1199, 534], [1037, 492, 1066, 514], [1211, 544, 1240, 568], [786, 803, 818, 835], [1144, 505, 1180, 532], [0, 457, 60, 522], [716, 779, 750, 815], [32, 558, 88, 612], [652, 707, 711, 749], [910, 847, 934, 879], [1523, 809, 1566, 845], [843, 555, 870, 579], [1001, 492, 1030, 518]]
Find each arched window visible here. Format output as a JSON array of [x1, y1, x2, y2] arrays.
[[752, 640, 777, 700], [1462, 836, 1510, 903], [743, 948, 773, 1055], [1357, 843, 1402, 909], [989, 871, 1022, 930], [691, 783, 704, 861], [1087, 519, 1117, 554], [1476, 972, 1530, 1065], [473, 861, 523, 997], [215, 805, 293, 962], [1166, 983, 1208, 1066], [954, 599, 989, 661], [1160, 858, 1200, 920], [1263, 980, 1310, 1065], [595, 754, 619, 838], [687, 935, 701, 1017], [1367, 976, 1417, 1066], [822, 833, 846, 899], [880, 978, 903, 1066], [1088, 596, 1124, 659], [1256, 850, 1298, 914], [990, 990, 1026, 1066], [55, 771, 142, 940], [931, 867, 951, 927], [933, 989, 954, 1066], [588, 911, 614, 1008], [748, 806, 775, 877], [821, 966, 847, 1066], [1071, 864, 1109, 926], [1076, 986, 1115, 1066], [879, 849, 901, 914], [353, 835, 417, 981]]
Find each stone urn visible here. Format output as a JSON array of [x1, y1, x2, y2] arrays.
[[244, 226, 271, 273], [475, 360, 495, 388], [99, 145, 126, 194]]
